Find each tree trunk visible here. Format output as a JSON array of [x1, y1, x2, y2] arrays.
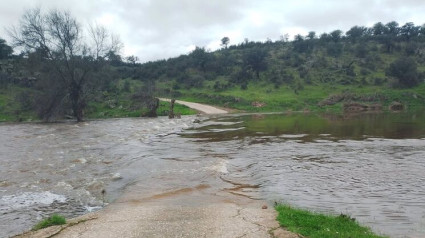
[[169, 99, 175, 119], [145, 97, 159, 117], [70, 83, 84, 122]]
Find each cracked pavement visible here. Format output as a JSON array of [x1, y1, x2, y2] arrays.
[[16, 187, 300, 238]]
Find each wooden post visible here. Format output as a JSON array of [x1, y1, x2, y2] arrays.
[[169, 99, 175, 119]]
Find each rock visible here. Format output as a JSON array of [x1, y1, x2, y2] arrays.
[[343, 103, 382, 113], [251, 101, 266, 108], [389, 101, 404, 111], [193, 119, 201, 123], [262, 205, 268, 209]]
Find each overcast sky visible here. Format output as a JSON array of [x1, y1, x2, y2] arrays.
[[1, 0, 425, 63]]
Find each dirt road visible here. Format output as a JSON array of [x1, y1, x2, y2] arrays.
[[159, 98, 229, 114]]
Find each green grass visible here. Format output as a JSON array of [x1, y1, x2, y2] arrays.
[[275, 204, 388, 238], [0, 86, 37, 122], [85, 99, 197, 119], [172, 81, 425, 114], [32, 214, 66, 231], [157, 101, 198, 116]]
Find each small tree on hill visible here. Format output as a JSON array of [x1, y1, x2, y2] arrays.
[[386, 57, 420, 88], [243, 47, 268, 78], [221, 37, 229, 48]]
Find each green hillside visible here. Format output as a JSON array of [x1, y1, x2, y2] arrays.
[[1, 21, 425, 122], [134, 22, 425, 114]]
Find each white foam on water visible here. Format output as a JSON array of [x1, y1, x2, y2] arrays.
[[209, 159, 229, 174], [84, 205, 103, 212], [56, 181, 73, 190], [280, 134, 308, 138], [111, 173, 122, 180], [0, 191, 66, 210]]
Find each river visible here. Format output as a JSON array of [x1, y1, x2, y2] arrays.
[[1, 113, 424, 237]]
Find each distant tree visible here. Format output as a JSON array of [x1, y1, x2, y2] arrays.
[[346, 26, 367, 43], [105, 50, 123, 66], [372, 22, 386, 36], [220, 37, 230, 48], [306, 31, 316, 40], [9, 7, 122, 122], [126, 55, 139, 65], [374, 21, 399, 53], [384, 21, 400, 36], [280, 33, 289, 42], [400, 22, 420, 41], [293, 34, 310, 53], [88, 23, 122, 60], [189, 46, 209, 72], [386, 57, 420, 88], [230, 68, 252, 89], [294, 34, 304, 42], [319, 33, 331, 43], [330, 30, 343, 43], [243, 47, 268, 78], [0, 38, 13, 59]]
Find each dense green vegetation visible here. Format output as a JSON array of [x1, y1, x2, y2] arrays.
[[32, 214, 66, 231], [137, 21, 425, 113], [1, 16, 425, 122], [275, 205, 388, 238]]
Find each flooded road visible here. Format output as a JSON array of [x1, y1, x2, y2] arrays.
[[0, 117, 207, 237], [181, 112, 425, 238], [1, 113, 425, 237]]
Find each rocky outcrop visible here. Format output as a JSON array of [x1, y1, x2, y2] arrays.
[[343, 103, 382, 112], [251, 101, 266, 108], [389, 101, 404, 111], [318, 92, 386, 107]]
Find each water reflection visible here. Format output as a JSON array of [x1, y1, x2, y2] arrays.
[[183, 112, 425, 238], [182, 112, 425, 142]]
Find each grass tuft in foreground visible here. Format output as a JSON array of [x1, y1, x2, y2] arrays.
[[275, 204, 388, 238], [32, 214, 66, 231]]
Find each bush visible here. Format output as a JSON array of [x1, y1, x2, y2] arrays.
[[386, 57, 420, 88], [32, 214, 66, 230]]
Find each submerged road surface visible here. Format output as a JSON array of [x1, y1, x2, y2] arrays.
[[12, 104, 298, 238]]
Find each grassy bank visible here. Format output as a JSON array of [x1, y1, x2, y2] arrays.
[[0, 84, 197, 122], [85, 100, 197, 119], [275, 204, 388, 238], [172, 82, 425, 114]]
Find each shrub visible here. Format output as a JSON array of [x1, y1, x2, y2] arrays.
[[33, 214, 66, 230], [386, 57, 420, 88]]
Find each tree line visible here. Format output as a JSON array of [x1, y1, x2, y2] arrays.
[[134, 21, 424, 93]]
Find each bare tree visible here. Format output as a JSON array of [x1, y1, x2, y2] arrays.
[[9, 7, 121, 122], [88, 23, 123, 60]]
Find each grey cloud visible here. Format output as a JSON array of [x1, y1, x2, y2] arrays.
[[2, 0, 425, 62]]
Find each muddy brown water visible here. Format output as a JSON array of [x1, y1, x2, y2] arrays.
[[1, 113, 425, 238]]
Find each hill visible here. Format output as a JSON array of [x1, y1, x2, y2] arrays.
[[134, 21, 425, 114], [1, 20, 425, 122]]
